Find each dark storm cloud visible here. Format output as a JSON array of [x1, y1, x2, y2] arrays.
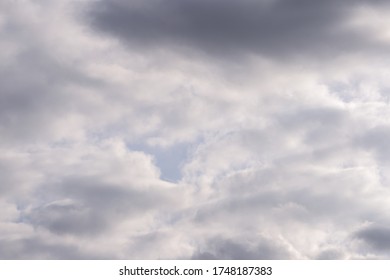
[[192, 238, 292, 259], [87, 0, 388, 60], [355, 225, 390, 251]]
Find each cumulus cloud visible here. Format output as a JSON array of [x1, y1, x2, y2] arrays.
[[1, 0, 390, 260]]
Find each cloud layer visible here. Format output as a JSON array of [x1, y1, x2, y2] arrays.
[[1, 0, 390, 259], [88, 0, 390, 60]]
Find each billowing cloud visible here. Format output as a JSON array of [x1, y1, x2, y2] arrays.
[[1, 0, 390, 260]]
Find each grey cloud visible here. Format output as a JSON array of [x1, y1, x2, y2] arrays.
[[355, 225, 390, 252], [0, 152, 41, 202], [0, 1, 110, 147], [28, 202, 104, 236], [0, 237, 106, 260], [356, 126, 390, 163], [277, 106, 348, 127], [276, 106, 350, 142], [0, 45, 102, 146], [27, 177, 173, 236], [193, 168, 380, 228], [86, 0, 388, 60], [3, 0, 390, 260], [192, 238, 292, 260], [315, 249, 346, 260]]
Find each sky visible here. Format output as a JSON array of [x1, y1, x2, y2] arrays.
[[1, 0, 390, 259]]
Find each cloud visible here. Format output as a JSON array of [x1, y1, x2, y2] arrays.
[[356, 225, 390, 252], [357, 125, 390, 162], [192, 238, 293, 260], [22, 138, 180, 236], [0, 237, 102, 260], [2, 0, 390, 260], [87, 0, 390, 61]]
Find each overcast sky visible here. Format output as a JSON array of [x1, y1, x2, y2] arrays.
[[2, 0, 390, 259]]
